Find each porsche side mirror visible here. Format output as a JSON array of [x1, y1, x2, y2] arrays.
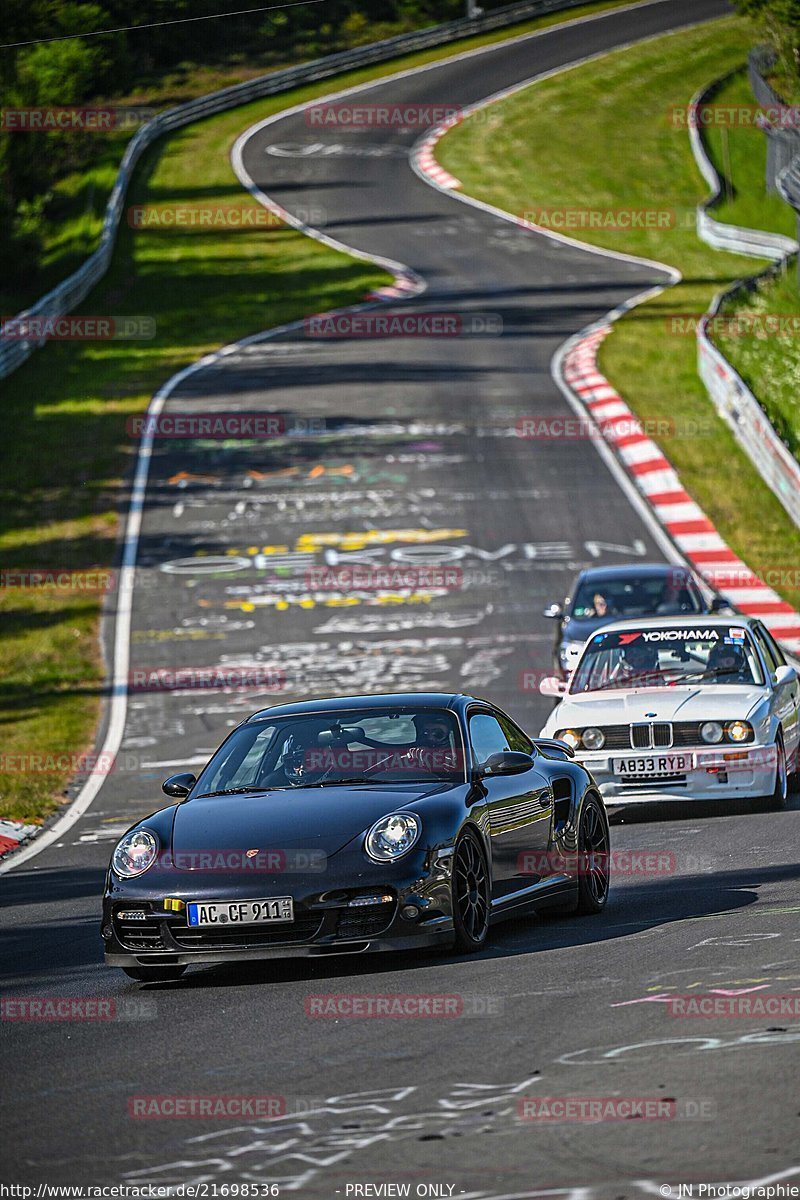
[[162, 772, 197, 798], [539, 675, 568, 697], [774, 664, 797, 688], [542, 603, 562, 619], [478, 751, 535, 777]]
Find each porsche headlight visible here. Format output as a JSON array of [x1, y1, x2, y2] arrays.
[[112, 829, 159, 878], [365, 812, 421, 863], [556, 729, 582, 751], [700, 721, 724, 744], [726, 720, 753, 743], [581, 727, 605, 751]]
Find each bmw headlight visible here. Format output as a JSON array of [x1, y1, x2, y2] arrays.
[[556, 729, 582, 751], [700, 721, 723, 744], [112, 829, 159, 878], [726, 720, 753, 743], [365, 812, 421, 863], [581, 727, 605, 751]]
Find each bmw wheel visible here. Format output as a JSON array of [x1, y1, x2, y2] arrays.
[[762, 736, 788, 811]]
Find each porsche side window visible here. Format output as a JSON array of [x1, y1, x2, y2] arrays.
[[498, 714, 534, 755], [469, 713, 509, 764]]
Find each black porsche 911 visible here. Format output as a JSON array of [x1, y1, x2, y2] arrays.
[[102, 692, 610, 981]]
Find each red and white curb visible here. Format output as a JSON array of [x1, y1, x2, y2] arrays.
[[563, 326, 800, 654], [415, 140, 462, 191], [0, 819, 39, 859]]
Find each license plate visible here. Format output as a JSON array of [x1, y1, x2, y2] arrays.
[[186, 897, 294, 927], [613, 754, 690, 777]]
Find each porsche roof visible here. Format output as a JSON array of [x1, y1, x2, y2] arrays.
[[246, 692, 472, 723]]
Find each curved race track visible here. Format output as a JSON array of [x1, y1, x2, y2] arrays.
[[3, 1, 800, 1194]]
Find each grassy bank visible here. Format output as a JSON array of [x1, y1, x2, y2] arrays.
[[437, 17, 800, 610]]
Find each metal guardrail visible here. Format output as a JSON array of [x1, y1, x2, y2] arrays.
[[686, 73, 800, 528], [697, 292, 800, 528], [749, 47, 800, 195], [688, 75, 798, 260], [0, 0, 596, 381]]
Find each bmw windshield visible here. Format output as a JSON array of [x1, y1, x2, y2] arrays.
[[570, 626, 764, 694]]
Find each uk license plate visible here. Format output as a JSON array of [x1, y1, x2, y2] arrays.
[[186, 897, 293, 927], [613, 754, 690, 777]]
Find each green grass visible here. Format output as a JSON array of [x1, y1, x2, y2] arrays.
[[0, 0, 636, 825], [0, 0, 634, 317], [438, 17, 800, 613]]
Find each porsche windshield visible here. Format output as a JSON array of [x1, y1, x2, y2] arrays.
[[570, 626, 764, 694], [195, 707, 467, 793]]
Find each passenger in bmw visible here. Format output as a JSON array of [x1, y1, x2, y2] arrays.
[[703, 642, 752, 683]]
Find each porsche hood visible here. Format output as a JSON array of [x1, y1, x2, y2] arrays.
[[167, 782, 458, 867]]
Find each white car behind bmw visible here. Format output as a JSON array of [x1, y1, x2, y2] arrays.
[[539, 615, 799, 810]]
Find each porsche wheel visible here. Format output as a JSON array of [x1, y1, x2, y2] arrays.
[[575, 793, 610, 914], [123, 966, 187, 982], [451, 829, 490, 953]]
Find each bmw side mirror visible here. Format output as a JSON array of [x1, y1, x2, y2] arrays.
[[539, 676, 568, 697], [542, 603, 562, 619], [774, 664, 797, 688], [162, 772, 197, 798], [709, 595, 729, 612], [478, 751, 535, 777]]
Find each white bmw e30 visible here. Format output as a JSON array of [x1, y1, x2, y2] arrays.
[[539, 614, 799, 810]]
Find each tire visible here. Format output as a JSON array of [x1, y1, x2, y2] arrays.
[[123, 966, 187, 982], [762, 735, 788, 811], [575, 793, 610, 914], [451, 829, 490, 953]]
